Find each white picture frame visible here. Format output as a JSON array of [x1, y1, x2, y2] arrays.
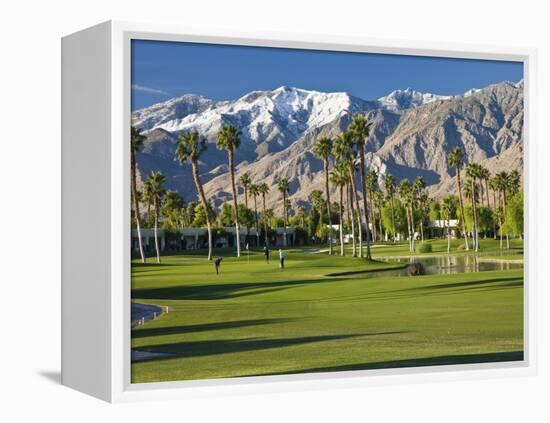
[[61, 20, 537, 403]]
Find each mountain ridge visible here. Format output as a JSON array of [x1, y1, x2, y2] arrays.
[[133, 81, 523, 213]]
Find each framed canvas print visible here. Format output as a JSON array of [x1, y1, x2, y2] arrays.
[[61, 21, 537, 402]]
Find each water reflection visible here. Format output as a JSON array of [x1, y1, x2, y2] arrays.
[[377, 254, 523, 277]]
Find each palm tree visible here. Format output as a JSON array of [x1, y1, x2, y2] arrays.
[[130, 126, 146, 263], [333, 131, 360, 257], [413, 176, 427, 242], [147, 171, 166, 264], [239, 172, 252, 209], [141, 179, 154, 222], [297, 206, 306, 229], [365, 169, 378, 241], [478, 165, 491, 208], [494, 171, 510, 249], [399, 179, 414, 253], [249, 183, 260, 247], [175, 131, 213, 260], [448, 147, 470, 250], [217, 125, 242, 257], [384, 175, 397, 241], [466, 163, 480, 251], [441, 195, 457, 253], [258, 182, 270, 247], [330, 164, 347, 256], [349, 114, 374, 259], [375, 189, 384, 240], [277, 178, 290, 247], [313, 136, 334, 255]]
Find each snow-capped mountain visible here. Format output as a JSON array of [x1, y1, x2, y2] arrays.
[[132, 81, 523, 211], [377, 88, 451, 111], [133, 86, 378, 155]]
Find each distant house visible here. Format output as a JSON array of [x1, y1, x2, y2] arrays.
[[428, 219, 459, 238]]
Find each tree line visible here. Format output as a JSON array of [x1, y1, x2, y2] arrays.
[[131, 116, 523, 264]]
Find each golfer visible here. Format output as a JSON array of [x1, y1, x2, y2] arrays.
[[263, 246, 270, 263], [214, 256, 222, 274], [279, 249, 285, 269]]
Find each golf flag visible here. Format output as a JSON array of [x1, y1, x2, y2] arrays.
[[246, 243, 249, 250]]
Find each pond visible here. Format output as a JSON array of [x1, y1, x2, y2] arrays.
[[375, 254, 524, 278]]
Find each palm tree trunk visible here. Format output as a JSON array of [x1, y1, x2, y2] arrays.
[[349, 169, 363, 258], [405, 206, 412, 252], [390, 195, 396, 241], [131, 152, 145, 263], [262, 194, 269, 247], [283, 192, 288, 247], [359, 150, 372, 259], [324, 159, 333, 255], [377, 198, 383, 241], [456, 167, 470, 250], [503, 189, 509, 249], [253, 195, 259, 247], [191, 160, 212, 260], [339, 185, 345, 256], [348, 181, 357, 257], [447, 216, 451, 253], [471, 179, 479, 251], [228, 149, 241, 257], [153, 196, 161, 264], [369, 191, 376, 242], [410, 205, 416, 253]]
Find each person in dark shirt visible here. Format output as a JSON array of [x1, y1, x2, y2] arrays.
[[263, 246, 269, 263], [214, 257, 222, 274]]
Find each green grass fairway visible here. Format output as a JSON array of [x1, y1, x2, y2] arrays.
[[131, 240, 524, 383]]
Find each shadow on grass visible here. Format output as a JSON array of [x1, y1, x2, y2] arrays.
[[135, 332, 406, 360], [252, 351, 524, 376], [325, 264, 407, 277], [131, 318, 294, 339], [132, 278, 347, 301], [403, 277, 523, 292]]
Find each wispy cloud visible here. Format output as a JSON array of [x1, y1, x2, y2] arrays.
[[132, 84, 168, 95]]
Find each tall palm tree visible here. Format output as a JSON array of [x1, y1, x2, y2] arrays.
[[399, 179, 414, 253], [384, 175, 397, 241], [148, 171, 166, 264], [258, 182, 270, 247], [239, 172, 252, 209], [349, 114, 374, 259], [333, 131, 360, 257], [313, 136, 334, 255], [249, 183, 260, 247], [175, 131, 213, 260], [217, 125, 242, 257], [494, 171, 510, 249], [413, 176, 426, 242], [330, 164, 347, 256], [448, 147, 470, 250], [375, 189, 384, 240], [277, 178, 290, 247], [365, 169, 378, 241], [130, 126, 146, 263], [465, 163, 480, 251]]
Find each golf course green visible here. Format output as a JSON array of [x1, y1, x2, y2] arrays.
[[131, 239, 524, 383]]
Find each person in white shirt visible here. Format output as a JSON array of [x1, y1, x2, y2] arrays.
[[279, 249, 285, 268]]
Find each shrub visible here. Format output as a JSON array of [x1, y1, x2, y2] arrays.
[[417, 243, 433, 253]]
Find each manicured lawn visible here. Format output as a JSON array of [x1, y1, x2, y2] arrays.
[[131, 242, 524, 383]]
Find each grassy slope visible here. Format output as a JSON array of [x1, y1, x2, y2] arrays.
[[131, 239, 524, 383]]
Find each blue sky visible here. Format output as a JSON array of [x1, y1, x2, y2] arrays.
[[131, 39, 523, 110]]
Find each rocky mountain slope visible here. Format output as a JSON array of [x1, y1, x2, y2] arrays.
[[133, 81, 523, 213]]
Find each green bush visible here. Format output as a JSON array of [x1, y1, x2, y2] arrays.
[[417, 243, 433, 253]]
